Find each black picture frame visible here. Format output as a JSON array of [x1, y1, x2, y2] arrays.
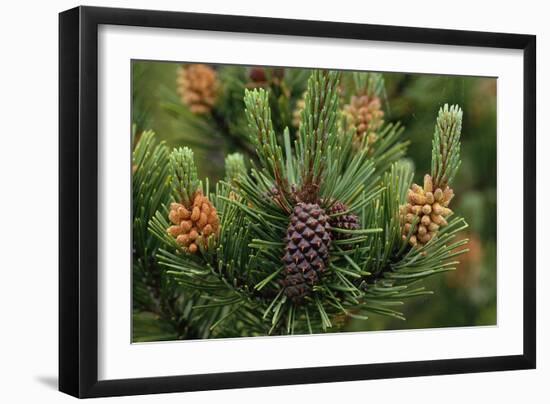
[[59, 5, 536, 398]]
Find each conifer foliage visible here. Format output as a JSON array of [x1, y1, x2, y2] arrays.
[[135, 67, 469, 339], [400, 105, 462, 248]]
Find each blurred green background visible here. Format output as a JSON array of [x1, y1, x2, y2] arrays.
[[133, 61, 497, 333]]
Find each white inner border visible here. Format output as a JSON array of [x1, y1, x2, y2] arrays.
[[98, 25, 524, 381]]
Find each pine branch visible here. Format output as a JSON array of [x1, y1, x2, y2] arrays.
[[244, 88, 290, 196], [133, 130, 212, 340], [140, 70, 471, 338], [295, 70, 341, 201]]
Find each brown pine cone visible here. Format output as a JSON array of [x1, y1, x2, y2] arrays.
[[343, 95, 384, 149], [249, 67, 267, 85], [327, 201, 360, 242], [281, 203, 332, 302], [400, 174, 454, 247], [167, 192, 220, 254], [247, 67, 285, 88], [176, 64, 218, 114]]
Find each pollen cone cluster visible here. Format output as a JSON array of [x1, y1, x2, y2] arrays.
[[167, 192, 220, 254], [343, 95, 384, 149], [176, 64, 218, 114], [327, 201, 360, 242], [400, 174, 454, 247], [281, 203, 332, 303]]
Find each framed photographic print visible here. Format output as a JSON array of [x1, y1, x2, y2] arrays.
[[59, 6, 536, 398]]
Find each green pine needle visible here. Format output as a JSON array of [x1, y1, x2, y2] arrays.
[[169, 147, 200, 205], [431, 104, 463, 188], [225, 153, 247, 184]]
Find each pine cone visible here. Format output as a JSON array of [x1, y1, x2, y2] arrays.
[[281, 203, 332, 302], [249, 67, 267, 85], [343, 95, 384, 149], [327, 201, 360, 242], [400, 174, 454, 247], [167, 192, 220, 254], [247, 67, 285, 88], [176, 64, 218, 114]]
